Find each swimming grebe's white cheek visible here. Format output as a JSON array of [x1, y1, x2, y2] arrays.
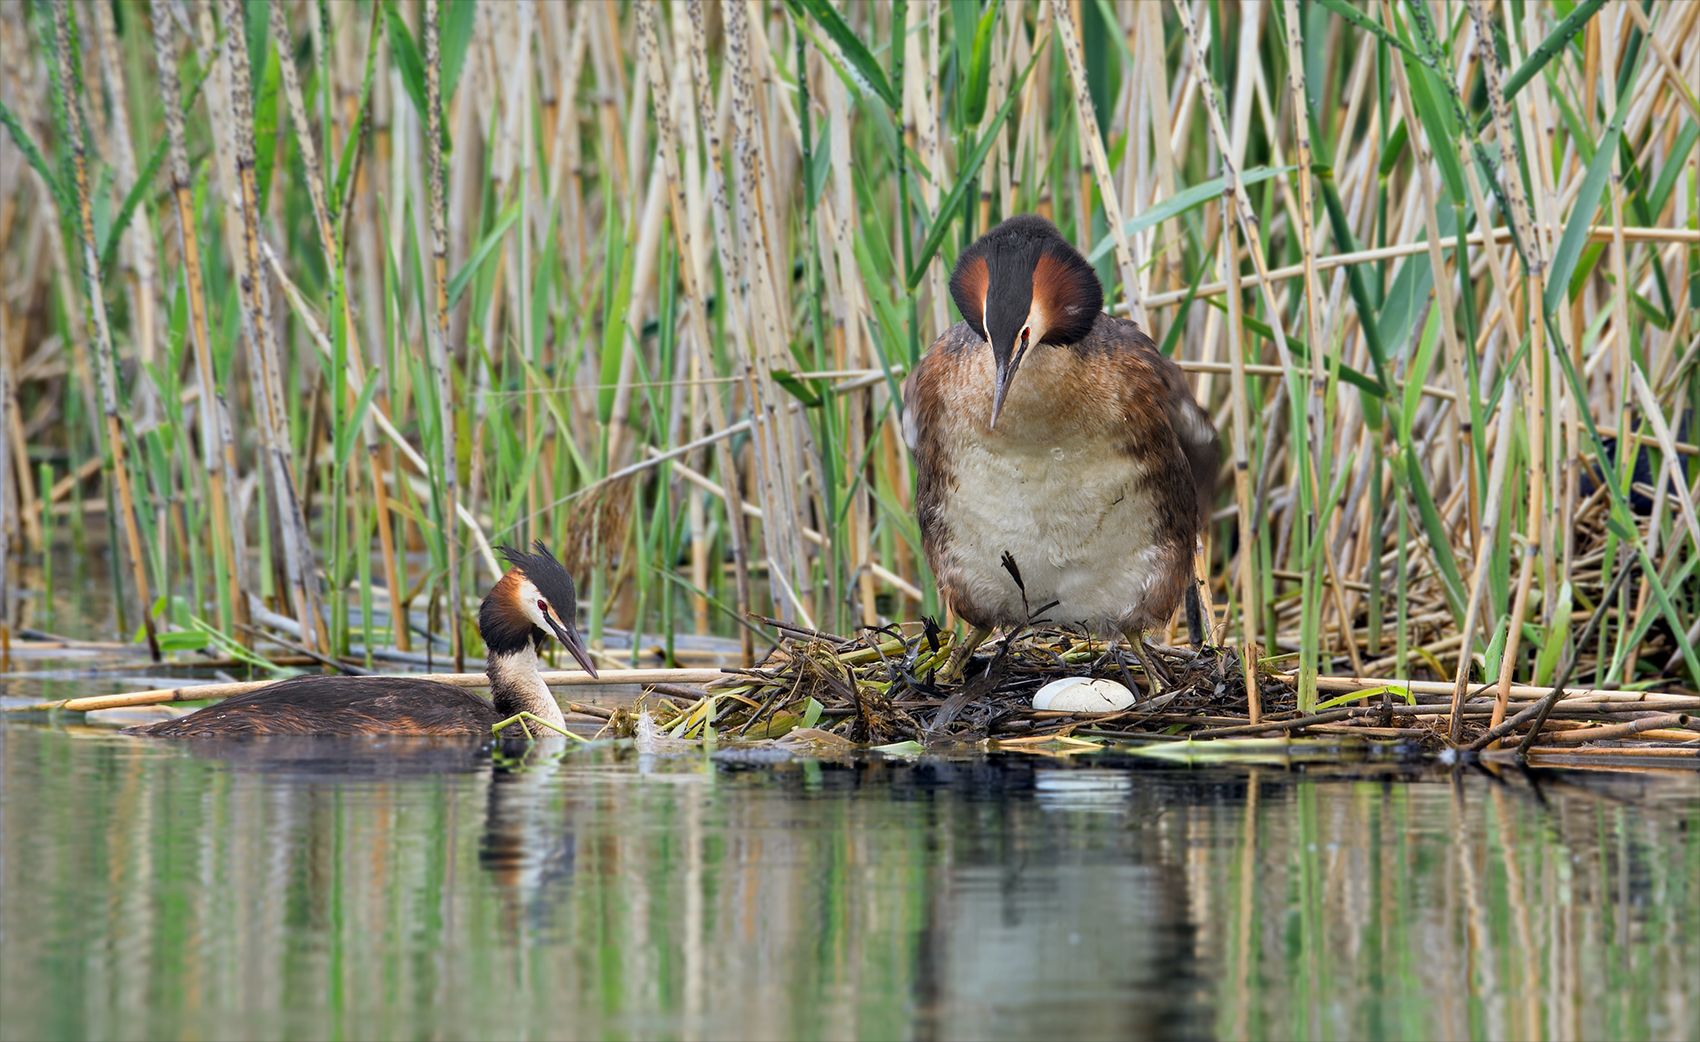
[[513, 578, 550, 630]]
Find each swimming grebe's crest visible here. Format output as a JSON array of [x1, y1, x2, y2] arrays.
[[483, 542, 599, 677]]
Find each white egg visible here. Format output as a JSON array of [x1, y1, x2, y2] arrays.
[[1031, 676, 1136, 713]]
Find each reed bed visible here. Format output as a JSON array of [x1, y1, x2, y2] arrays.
[[0, 0, 1696, 743]]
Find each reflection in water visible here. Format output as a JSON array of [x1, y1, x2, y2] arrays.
[[480, 740, 580, 939], [1, 727, 1695, 1041]]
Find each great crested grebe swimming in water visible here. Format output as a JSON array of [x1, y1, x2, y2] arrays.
[[129, 543, 599, 738]]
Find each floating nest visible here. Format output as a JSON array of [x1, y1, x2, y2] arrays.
[[609, 619, 1700, 765], [624, 620, 1303, 746]]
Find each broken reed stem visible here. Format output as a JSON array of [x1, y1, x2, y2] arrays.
[[1541, 713, 1692, 744], [51, 0, 158, 661]]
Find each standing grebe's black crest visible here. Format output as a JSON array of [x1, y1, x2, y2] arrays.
[[949, 215, 1102, 348], [482, 542, 598, 676], [948, 215, 1102, 426]]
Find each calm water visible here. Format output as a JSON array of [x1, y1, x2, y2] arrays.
[[2, 720, 1696, 1042]]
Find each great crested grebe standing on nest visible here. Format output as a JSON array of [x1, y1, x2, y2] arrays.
[[129, 543, 599, 738], [903, 215, 1219, 684]]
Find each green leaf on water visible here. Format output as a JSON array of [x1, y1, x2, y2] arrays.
[[872, 740, 926, 755], [157, 630, 210, 653]]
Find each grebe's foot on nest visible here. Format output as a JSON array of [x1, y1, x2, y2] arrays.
[[936, 625, 994, 684], [1117, 631, 1175, 698]]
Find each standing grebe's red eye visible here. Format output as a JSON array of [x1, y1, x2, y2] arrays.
[[538, 600, 549, 614]]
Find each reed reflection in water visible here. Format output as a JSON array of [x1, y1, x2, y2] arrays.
[[1, 728, 1694, 1041]]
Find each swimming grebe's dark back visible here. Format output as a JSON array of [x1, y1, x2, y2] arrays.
[[129, 543, 599, 737]]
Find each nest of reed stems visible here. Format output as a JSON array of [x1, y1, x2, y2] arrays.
[[606, 613, 1700, 761]]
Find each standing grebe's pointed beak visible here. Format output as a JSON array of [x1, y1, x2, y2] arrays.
[[988, 330, 1030, 430], [989, 354, 1015, 429]]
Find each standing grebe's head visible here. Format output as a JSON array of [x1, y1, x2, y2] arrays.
[[481, 542, 598, 677], [948, 214, 1103, 428]]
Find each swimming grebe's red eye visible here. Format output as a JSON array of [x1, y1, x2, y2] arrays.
[[538, 599, 550, 614]]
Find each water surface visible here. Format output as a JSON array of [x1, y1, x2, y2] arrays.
[[2, 721, 1695, 1041]]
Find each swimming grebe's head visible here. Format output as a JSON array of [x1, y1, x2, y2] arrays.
[[482, 542, 598, 677]]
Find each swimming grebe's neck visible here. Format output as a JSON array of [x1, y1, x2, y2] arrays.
[[485, 644, 567, 731]]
